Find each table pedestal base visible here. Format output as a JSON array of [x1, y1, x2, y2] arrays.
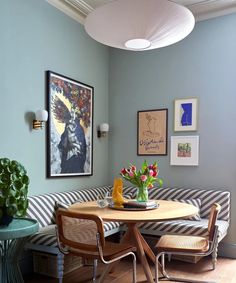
[[0, 237, 28, 283], [121, 222, 159, 283]]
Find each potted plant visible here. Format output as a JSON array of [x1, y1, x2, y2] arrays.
[[0, 158, 29, 226]]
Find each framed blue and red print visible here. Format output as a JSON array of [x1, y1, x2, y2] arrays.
[[174, 98, 198, 131], [47, 71, 93, 178]]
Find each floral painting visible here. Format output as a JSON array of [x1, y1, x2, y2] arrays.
[[47, 71, 93, 177]]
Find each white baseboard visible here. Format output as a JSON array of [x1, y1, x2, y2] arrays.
[[218, 242, 236, 259]]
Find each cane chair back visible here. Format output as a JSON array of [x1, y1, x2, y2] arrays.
[[208, 203, 221, 241], [155, 203, 221, 283], [56, 209, 105, 257], [56, 208, 137, 283]]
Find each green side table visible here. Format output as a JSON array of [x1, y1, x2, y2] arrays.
[[0, 218, 39, 283]]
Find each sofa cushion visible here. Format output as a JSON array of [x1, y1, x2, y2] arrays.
[[148, 187, 230, 221], [26, 186, 112, 228], [74, 186, 112, 202], [29, 221, 121, 249], [139, 219, 229, 239], [27, 191, 82, 228], [55, 199, 83, 210], [123, 192, 133, 199], [170, 198, 201, 221]]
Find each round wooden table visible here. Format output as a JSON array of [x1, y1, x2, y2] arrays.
[[70, 200, 198, 283]]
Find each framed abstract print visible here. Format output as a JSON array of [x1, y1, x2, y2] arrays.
[[47, 71, 93, 177], [170, 136, 199, 166], [137, 109, 168, 155], [174, 97, 198, 131]]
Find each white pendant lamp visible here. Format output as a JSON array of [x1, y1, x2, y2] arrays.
[[84, 0, 195, 51]]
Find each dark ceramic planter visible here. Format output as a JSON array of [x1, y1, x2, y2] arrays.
[[0, 207, 13, 226]]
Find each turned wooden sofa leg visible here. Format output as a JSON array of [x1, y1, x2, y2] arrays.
[[212, 240, 219, 270], [57, 252, 64, 283], [93, 259, 98, 282]]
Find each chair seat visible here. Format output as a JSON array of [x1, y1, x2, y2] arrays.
[[70, 242, 136, 261], [156, 234, 209, 253], [103, 242, 137, 260]]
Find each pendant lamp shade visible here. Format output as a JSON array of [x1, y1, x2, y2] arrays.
[[84, 0, 195, 51]]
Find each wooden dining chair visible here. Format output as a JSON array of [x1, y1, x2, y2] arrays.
[[56, 209, 137, 283], [155, 203, 221, 283]]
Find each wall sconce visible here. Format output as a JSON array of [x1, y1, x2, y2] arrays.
[[97, 123, 109, 138], [33, 110, 48, 130]]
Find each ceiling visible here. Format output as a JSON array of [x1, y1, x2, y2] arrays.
[[47, 0, 236, 24]]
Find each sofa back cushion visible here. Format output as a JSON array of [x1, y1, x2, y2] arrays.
[[170, 198, 202, 221], [148, 187, 230, 221], [26, 186, 112, 228], [26, 190, 82, 228], [75, 186, 111, 202]]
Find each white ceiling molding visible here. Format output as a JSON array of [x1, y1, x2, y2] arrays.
[[46, 0, 236, 24], [64, 0, 93, 15], [186, 0, 236, 21], [46, 0, 86, 23]]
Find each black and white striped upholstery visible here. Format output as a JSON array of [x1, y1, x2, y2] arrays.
[[26, 186, 126, 251], [137, 187, 230, 241], [26, 186, 112, 228], [26, 186, 123, 280], [26, 185, 134, 227], [25, 185, 230, 281], [148, 187, 230, 221], [28, 221, 121, 249], [139, 219, 229, 240]]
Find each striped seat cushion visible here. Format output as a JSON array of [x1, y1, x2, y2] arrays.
[[148, 187, 230, 221], [29, 221, 121, 248], [139, 219, 229, 239]]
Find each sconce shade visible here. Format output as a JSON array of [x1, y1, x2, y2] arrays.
[[100, 123, 109, 132], [35, 110, 48, 122], [84, 0, 195, 51], [33, 110, 48, 130], [97, 123, 109, 138]]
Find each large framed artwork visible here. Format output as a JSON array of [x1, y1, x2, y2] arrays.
[[137, 109, 168, 156], [174, 97, 198, 131], [47, 71, 93, 177], [170, 136, 199, 166]]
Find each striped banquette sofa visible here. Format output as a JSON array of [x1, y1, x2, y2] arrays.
[[25, 185, 230, 282]]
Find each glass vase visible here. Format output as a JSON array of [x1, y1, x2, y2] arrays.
[[136, 186, 148, 202]]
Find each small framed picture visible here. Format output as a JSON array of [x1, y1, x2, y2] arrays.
[[137, 109, 168, 156], [174, 98, 198, 131], [170, 136, 199, 166]]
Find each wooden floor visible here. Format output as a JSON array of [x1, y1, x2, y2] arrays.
[[24, 256, 236, 283]]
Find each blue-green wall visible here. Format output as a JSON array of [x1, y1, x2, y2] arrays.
[[109, 14, 236, 246], [0, 0, 110, 195], [1, 0, 236, 252]]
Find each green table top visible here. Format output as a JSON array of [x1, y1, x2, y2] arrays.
[[0, 218, 39, 240]]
